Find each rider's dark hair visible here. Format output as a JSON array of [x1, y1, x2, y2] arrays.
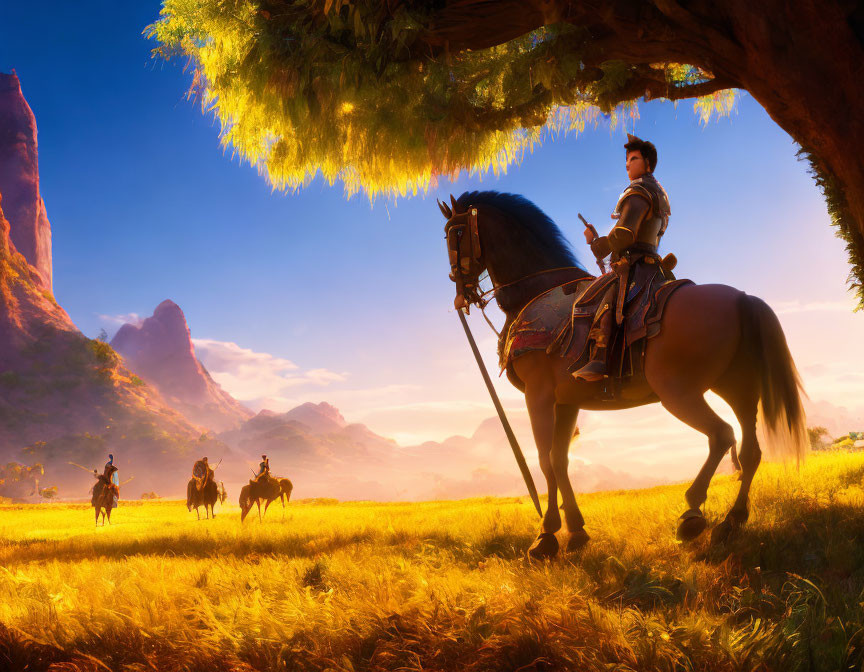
[[624, 137, 658, 172]]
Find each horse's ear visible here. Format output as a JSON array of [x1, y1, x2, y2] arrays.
[[438, 198, 452, 219], [450, 194, 459, 214]]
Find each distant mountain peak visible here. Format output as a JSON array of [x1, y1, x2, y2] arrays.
[[0, 71, 52, 291], [110, 300, 252, 432], [282, 402, 347, 433]]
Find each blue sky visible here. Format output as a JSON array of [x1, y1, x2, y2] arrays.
[[2, 2, 862, 467]]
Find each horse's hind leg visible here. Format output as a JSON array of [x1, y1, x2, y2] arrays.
[[656, 389, 736, 541], [711, 379, 761, 545], [523, 380, 561, 560]]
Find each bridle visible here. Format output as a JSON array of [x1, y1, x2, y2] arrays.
[[444, 202, 483, 310], [441, 197, 590, 336]]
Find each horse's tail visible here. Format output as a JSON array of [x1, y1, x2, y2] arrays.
[[742, 295, 808, 463], [281, 479, 293, 503], [186, 478, 195, 511], [239, 484, 251, 522]]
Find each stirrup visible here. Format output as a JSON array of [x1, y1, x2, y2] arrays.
[[572, 359, 607, 382]]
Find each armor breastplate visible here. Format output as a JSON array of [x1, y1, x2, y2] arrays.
[[612, 174, 670, 249]]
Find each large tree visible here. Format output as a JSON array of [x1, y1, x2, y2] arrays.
[[147, 0, 864, 305]]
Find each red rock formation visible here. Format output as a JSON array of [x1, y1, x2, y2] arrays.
[[0, 191, 219, 497], [0, 72, 52, 291], [111, 300, 253, 432]]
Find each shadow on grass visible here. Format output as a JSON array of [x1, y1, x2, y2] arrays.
[[0, 528, 532, 566], [698, 500, 864, 580]]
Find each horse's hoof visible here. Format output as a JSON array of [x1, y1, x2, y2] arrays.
[[711, 511, 746, 546], [710, 520, 735, 546], [676, 510, 707, 542], [527, 532, 559, 560], [565, 528, 590, 552]]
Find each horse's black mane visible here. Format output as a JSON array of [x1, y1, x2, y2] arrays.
[[455, 191, 583, 271]]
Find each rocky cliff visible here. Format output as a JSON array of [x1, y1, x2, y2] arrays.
[[0, 191, 224, 497], [0, 72, 52, 290], [111, 300, 253, 432]]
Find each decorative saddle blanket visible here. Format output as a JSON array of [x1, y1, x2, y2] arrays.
[[500, 259, 692, 393]]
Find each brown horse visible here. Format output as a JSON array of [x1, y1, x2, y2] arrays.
[[239, 477, 293, 522], [440, 191, 806, 559], [187, 477, 220, 520], [91, 478, 117, 527]]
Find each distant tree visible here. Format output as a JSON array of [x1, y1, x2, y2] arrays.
[[808, 426, 831, 450], [147, 1, 864, 305], [140, 491, 161, 500], [0, 462, 44, 500], [97, 328, 109, 343], [39, 485, 58, 500]]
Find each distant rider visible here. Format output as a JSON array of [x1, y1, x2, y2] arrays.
[[253, 454, 270, 483], [192, 456, 215, 490], [95, 453, 120, 509]]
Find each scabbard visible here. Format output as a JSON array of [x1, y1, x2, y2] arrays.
[[613, 259, 631, 325]]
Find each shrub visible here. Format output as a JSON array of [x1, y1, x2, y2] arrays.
[[88, 339, 119, 366], [0, 371, 20, 387]]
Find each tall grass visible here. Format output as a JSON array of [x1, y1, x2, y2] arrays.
[[2, 451, 864, 671]]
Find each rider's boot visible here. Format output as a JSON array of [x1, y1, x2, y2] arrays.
[[572, 306, 612, 382]]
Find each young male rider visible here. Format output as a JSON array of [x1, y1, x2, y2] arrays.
[[573, 134, 671, 382]]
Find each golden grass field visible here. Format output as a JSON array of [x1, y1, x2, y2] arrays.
[[2, 451, 864, 671]]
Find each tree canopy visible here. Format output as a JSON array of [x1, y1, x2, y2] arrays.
[[147, 0, 864, 305]]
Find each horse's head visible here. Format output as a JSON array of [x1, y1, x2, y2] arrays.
[[239, 484, 252, 522], [439, 194, 485, 311]]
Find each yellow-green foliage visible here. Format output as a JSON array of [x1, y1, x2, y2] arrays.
[[3, 451, 864, 670], [146, 2, 735, 199]]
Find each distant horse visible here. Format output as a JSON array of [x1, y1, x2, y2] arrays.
[[91, 478, 117, 527], [239, 477, 293, 522], [440, 191, 806, 559], [186, 478, 219, 520]]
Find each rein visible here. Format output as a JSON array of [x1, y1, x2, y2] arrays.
[[476, 265, 592, 303]]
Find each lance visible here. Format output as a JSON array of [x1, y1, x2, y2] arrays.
[[578, 213, 607, 274], [458, 309, 542, 517], [67, 461, 96, 474]]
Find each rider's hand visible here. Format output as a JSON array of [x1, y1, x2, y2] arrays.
[[583, 228, 596, 244]]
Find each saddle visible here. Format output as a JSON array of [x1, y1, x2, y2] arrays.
[[500, 256, 692, 397]]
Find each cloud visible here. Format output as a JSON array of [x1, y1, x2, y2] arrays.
[[96, 312, 142, 328], [774, 299, 856, 314], [192, 338, 347, 402]]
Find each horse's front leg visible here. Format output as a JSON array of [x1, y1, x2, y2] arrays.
[[523, 379, 561, 560], [550, 403, 589, 551]]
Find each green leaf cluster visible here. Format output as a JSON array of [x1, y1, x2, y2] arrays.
[[146, 1, 731, 198]]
